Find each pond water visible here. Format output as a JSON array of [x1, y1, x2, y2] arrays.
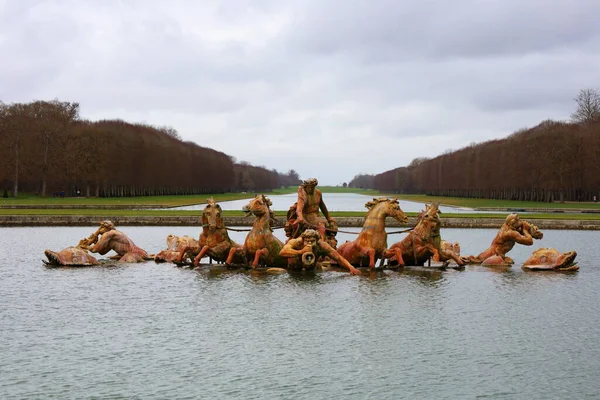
[[2, 226, 600, 399], [173, 193, 497, 213]]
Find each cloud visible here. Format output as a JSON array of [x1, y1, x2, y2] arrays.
[[292, 0, 600, 59], [2, 0, 600, 185]]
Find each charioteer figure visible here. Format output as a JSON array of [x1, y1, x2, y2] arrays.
[[285, 178, 338, 247]]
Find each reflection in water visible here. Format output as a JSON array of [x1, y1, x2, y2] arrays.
[[468, 264, 514, 274], [520, 269, 580, 277], [202, 264, 242, 280], [396, 266, 447, 285], [190, 262, 452, 286], [284, 269, 327, 284]]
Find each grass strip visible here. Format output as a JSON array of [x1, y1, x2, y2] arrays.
[[2, 209, 600, 221], [2, 188, 599, 213]]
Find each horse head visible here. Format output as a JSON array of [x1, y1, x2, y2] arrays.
[[385, 198, 408, 224], [243, 194, 272, 216], [415, 202, 441, 236], [244, 194, 279, 230], [202, 198, 224, 233], [365, 197, 409, 224]]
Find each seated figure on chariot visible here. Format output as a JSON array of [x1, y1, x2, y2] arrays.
[[279, 229, 360, 275], [284, 178, 338, 248]]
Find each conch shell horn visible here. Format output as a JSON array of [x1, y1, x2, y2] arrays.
[[302, 251, 316, 266], [77, 226, 103, 248]]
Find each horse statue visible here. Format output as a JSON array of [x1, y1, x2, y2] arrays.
[[155, 234, 199, 263], [385, 203, 465, 267], [175, 198, 245, 267], [227, 194, 287, 269], [336, 198, 408, 269]]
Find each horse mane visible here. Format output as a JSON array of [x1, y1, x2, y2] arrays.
[[364, 197, 399, 217], [205, 197, 222, 211], [260, 194, 273, 208], [247, 195, 278, 231], [261, 195, 279, 228], [417, 202, 440, 219], [415, 203, 441, 235], [426, 202, 441, 213], [202, 197, 223, 227], [365, 197, 396, 210]]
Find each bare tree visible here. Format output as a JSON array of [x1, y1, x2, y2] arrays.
[[2, 103, 29, 197], [571, 88, 600, 123], [408, 157, 430, 168], [159, 125, 181, 141], [33, 100, 80, 196]]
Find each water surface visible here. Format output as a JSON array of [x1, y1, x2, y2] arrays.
[[173, 193, 487, 213], [1, 226, 599, 399]]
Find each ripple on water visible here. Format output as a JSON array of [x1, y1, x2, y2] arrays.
[[1, 227, 600, 399]]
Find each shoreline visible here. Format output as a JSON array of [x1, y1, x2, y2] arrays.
[[1, 215, 599, 230], [2, 204, 600, 214]]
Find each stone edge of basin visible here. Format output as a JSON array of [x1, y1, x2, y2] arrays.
[[1, 216, 599, 230]]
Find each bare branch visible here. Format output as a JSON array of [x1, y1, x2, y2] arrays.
[[571, 88, 600, 123]]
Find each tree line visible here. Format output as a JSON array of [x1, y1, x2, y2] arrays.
[[350, 119, 600, 202], [350, 89, 600, 202], [0, 100, 301, 197]]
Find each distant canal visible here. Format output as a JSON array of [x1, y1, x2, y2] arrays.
[[173, 193, 495, 213], [1, 226, 599, 399]]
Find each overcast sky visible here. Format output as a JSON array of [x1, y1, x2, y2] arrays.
[[2, 0, 599, 185]]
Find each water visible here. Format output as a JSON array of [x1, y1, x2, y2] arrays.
[[2, 226, 600, 399], [173, 193, 492, 213]]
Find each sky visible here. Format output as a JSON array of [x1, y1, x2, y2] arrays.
[[1, 0, 600, 185]]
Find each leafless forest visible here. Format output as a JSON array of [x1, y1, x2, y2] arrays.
[[0, 100, 301, 197], [350, 120, 600, 202], [2, 99, 600, 202]]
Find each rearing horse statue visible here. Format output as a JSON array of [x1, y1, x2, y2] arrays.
[[336, 198, 408, 269], [227, 194, 287, 268], [176, 198, 245, 267], [385, 203, 465, 267]]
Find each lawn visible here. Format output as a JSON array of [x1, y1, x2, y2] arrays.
[[2, 187, 600, 221], [0, 190, 290, 207], [2, 208, 600, 221], [0, 186, 381, 207], [386, 193, 600, 210]]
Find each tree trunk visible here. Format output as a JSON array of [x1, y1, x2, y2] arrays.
[[13, 137, 20, 197], [41, 134, 50, 196]]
